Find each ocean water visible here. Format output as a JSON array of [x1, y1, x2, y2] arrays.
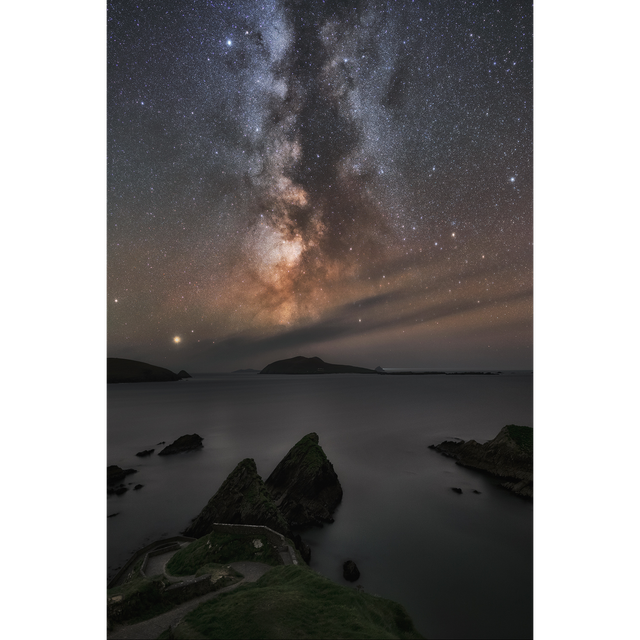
[[107, 373, 533, 639]]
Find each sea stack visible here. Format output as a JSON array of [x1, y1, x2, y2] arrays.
[[265, 433, 343, 527], [183, 458, 291, 538], [158, 434, 204, 456]]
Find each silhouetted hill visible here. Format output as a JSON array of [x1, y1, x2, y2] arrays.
[[259, 356, 376, 375], [107, 358, 181, 383]]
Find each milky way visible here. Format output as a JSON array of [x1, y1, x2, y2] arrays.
[[108, 0, 532, 371]]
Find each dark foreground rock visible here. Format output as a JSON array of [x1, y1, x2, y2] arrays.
[[158, 434, 204, 456], [430, 424, 533, 498], [107, 357, 181, 383], [265, 432, 343, 527], [343, 560, 360, 581], [260, 355, 376, 375], [104, 464, 137, 496], [182, 458, 291, 538], [107, 465, 137, 486]]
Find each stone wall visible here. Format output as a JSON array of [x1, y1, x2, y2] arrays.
[[109, 524, 299, 591], [108, 536, 196, 589], [207, 522, 298, 565]]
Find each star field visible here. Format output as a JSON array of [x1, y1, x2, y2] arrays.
[[107, 0, 532, 371]]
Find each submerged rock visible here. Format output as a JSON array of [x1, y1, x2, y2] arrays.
[[182, 458, 291, 538], [135, 449, 154, 457], [158, 434, 204, 456], [451, 487, 463, 494], [265, 432, 343, 528], [430, 425, 533, 498]]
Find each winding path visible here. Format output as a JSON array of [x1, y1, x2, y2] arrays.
[[107, 556, 274, 640]]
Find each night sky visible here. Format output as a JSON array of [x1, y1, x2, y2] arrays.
[[107, 0, 533, 372]]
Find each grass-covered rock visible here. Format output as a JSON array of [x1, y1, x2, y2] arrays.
[[183, 458, 291, 538], [265, 432, 343, 527], [163, 564, 424, 639], [166, 531, 282, 576], [430, 424, 533, 498]]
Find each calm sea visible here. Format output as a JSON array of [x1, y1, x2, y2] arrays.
[[107, 373, 533, 639]]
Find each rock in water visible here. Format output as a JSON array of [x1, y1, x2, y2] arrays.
[[158, 434, 203, 456], [265, 433, 343, 528], [343, 560, 360, 582], [177, 370, 192, 379], [182, 458, 290, 538], [135, 449, 154, 457], [107, 465, 137, 486], [430, 424, 533, 498]]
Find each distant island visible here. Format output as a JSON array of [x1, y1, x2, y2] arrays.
[[107, 358, 191, 383], [232, 368, 260, 374], [260, 356, 377, 375]]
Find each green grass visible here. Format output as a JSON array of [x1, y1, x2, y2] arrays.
[[166, 531, 282, 576], [107, 574, 171, 623], [506, 424, 533, 455], [172, 564, 424, 639]]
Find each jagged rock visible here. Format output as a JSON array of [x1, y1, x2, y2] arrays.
[[265, 433, 343, 528], [177, 370, 192, 379], [473, 490, 482, 494], [374, 366, 386, 373], [183, 458, 291, 538], [343, 560, 360, 582], [158, 434, 204, 456], [292, 534, 311, 563], [451, 487, 463, 494], [135, 449, 154, 457], [431, 425, 533, 498], [134, 484, 144, 490], [107, 465, 137, 486]]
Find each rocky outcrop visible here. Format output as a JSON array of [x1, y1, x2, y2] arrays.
[[260, 356, 376, 375], [182, 433, 343, 566], [430, 425, 533, 498], [135, 449, 154, 457], [177, 370, 192, 379], [107, 358, 181, 383], [182, 458, 291, 539], [343, 560, 360, 582], [104, 464, 137, 496], [265, 433, 343, 527], [158, 434, 204, 456]]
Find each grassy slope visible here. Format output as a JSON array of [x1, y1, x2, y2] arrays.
[[505, 424, 533, 455], [169, 564, 424, 639], [166, 531, 282, 576]]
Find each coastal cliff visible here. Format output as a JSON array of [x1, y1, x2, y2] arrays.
[[430, 424, 533, 498]]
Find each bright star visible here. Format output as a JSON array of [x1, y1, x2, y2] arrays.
[[226, 39, 232, 46], [173, 336, 181, 343]]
